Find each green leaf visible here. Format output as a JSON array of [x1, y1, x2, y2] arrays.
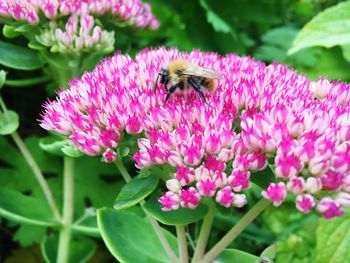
[[39, 136, 69, 156], [117, 146, 130, 158], [341, 44, 350, 63], [0, 188, 58, 226], [315, 213, 350, 263], [143, 197, 208, 225], [250, 165, 276, 189], [0, 41, 44, 70], [2, 25, 20, 38], [114, 174, 159, 210], [199, 0, 235, 36], [41, 235, 96, 263], [14, 24, 36, 33], [13, 225, 46, 247], [0, 110, 19, 135], [216, 248, 259, 263], [97, 208, 178, 263], [61, 142, 84, 158], [0, 70, 6, 89], [72, 209, 100, 237], [260, 244, 277, 260], [289, 1, 350, 54]]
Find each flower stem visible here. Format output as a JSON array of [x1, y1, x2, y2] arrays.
[[5, 76, 51, 87], [176, 225, 189, 263], [114, 158, 179, 263], [11, 132, 61, 221], [191, 202, 215, 263], [57, 157, 74, 263], [201, 199, 270, 263]]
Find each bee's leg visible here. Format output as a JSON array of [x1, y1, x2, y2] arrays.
[[165, 84, 180, 102], [164, 77, 170, 92], [188, 79, 212, 107]]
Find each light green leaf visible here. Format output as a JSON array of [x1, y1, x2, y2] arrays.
[[39, 136, 69, 156], [144, 197, 208, 225], [0, 188, 58, 227], [97, 208, 178, 263], [41, 235, 96, 263], [0, 41, 44, 70], [260, 244, 277, 260], [13, 225, 46, 247], [3, 25, 20, 38], [72, 209, 100, 237], [289, 1, 350, 54], [0, 110, 19, 135], [216, 248, 259, 263], [114, 174, 159, 210], [0, 70, 6, 89], [315, 213, 350, 263], [61, 142, 84, 158]]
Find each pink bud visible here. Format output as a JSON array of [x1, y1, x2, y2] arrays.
[[305, 177, 323, 194], [216, 186, 234, 207], [287, 177, 306, 195], [262, 182, 287, 206], [233, 194, 247, 208], [228, 170, 250, 192], [180, 187, 201, 209], [166, 179, 181, 192], [196, 178, 217, 196], [317, 198, 344, 219], [296, 194, 315, 213], [159, 192, 180, 211]]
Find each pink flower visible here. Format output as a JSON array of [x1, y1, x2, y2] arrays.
[[40, 47, 350, 216], [216, 186, 234, 207], [317, 198, 345, 219], [180, 188, 201, 209], [159, 192, 180, 211], [296, 194, 315, 213], [262, 183, 287, 206]]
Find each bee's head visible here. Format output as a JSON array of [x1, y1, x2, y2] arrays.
[[159, 68, 169, 84]]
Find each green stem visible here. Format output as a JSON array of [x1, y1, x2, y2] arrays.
[[11, 132, 61, 221], [114, 158, 179, 263], [57, 157, 75, 263], [191, 202, 215, 263], [5, 76, 51, 87], [201, 199, 270, 263], [176, 225, 189, 263]]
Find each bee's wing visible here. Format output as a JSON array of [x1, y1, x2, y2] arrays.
[[180, 65, 220, 79]]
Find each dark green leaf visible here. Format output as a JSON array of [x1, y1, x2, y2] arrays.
[[250, 165, 276, 189], [216, 248, 259, 263], [0, 41, 44, 70], [114, 174, 159, 210], [199, 0, 235, 36], [315, 212, 350, 263], [41, 235, 96, 263], [97, 208, 178, 263], [144, 197, 208, 225], [0, 110, 19, 135], [0, 188, 58, 226], [13, 225, 46, 247], [289, 1, 350, 54]]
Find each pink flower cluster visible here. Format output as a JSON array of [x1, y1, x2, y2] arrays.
[[40, 48, 350, 219], [0, 0, 159, 28], [0, 0, 159, 54]]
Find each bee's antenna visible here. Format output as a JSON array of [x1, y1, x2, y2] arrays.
[[154, 72, 161, 94]]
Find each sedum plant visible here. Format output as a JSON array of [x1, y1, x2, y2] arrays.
[[40, 47, 350, 262]]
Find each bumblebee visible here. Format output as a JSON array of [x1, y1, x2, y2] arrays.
[[154, 59, 219, 105]]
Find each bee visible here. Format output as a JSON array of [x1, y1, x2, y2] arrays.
[[154, 59, 219, 105]]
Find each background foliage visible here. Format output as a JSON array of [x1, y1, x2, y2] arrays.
[[1, 0, 350, 262]]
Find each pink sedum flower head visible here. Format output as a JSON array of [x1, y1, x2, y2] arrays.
[[40, 47, 350, 219], [0, 0, 159, 54]]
